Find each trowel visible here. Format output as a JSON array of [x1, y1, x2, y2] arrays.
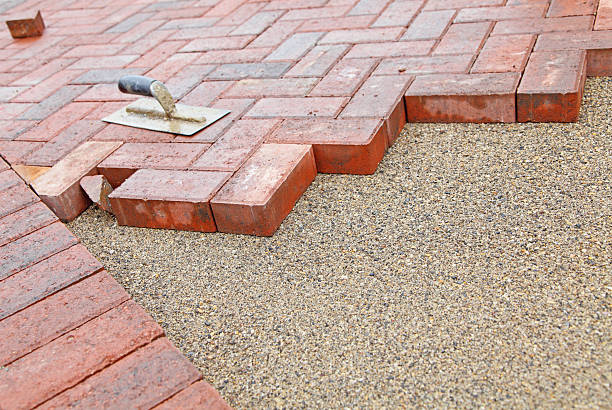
[[103, 75, 230, 136]]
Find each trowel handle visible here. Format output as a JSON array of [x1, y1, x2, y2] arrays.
[[118, 75, 156, 97]]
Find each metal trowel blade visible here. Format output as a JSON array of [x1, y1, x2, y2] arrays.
[[102, 98, 231, 136]]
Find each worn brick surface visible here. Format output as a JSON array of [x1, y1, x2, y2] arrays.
[[0, 244, 103, 321], [212, 144, 317, 236], [31, 141, 121, 221], [110, 169, 232, 232], [153, 381, 231, 410], [433, 22, 492, 55], [310, 58, 376, 97], [374, 54, 474, 75], [401, 10, 455, 40], [471, 34, 535, 73], [224, 78, 318, 98], [0, 201, 57, 247], [285, 44, 348, 77], [247, 96, 347, 118], [491, 16, 595, 35], [0, 301, 162, 409], [209, 61, 292, 80], [98, 142, 209, 187], [345, 41, 434, 59], [39, 338, 201, 410], [406, 73, 521, 123], [517, 50, 587, 122]]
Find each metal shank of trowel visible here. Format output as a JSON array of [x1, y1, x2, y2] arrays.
[[118, 75, 176, 117]]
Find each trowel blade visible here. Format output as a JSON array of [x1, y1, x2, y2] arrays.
[[102, 98, 231, 136]]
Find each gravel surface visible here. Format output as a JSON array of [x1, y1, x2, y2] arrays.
[[68, 77, 611, 409]]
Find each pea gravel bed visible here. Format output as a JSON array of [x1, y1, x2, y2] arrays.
[[68, 77, 612, 409]]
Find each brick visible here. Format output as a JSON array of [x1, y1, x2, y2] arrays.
[[112, 19, 165, 43], [471, 34, 535, 73], [310, 58, 376, 97], [74, 83, 140, 102], [371, 0, 422, 28], [153, 381, 231, 410], [285, 45, 348, 77], [12, 164, 50, 184], [455, 5, 548, 22], [0, 244, 102, 322], [248, 20, 302, 48], [91, 123, 175, 143], [269, 118, 386, 174], [298, 15, 376, 32], [71, 68, 146, 85], [80, 174, 114, 212], [23, 120, 107, 167], [31, 141, 121, 220], [0, 169, 23, 191], [208, 62, 292, 80], [264, 0, 327, 10], [109, 169, 231, 231], [281, 6, 351, 20], [0, 158, 7, 171], [211, 143, 316, 236], [535, 31, 612, 75], [246, 97, 347, 118], [224, 78, 318, 98], [63, 43, 127, 58], [0, 87, 26, 102], [181, 35, 253, 52], [340, 75, 411, 145], [401, 10, 455, 40], [265, 32, 323, 61], [39, 338, 201, 410], [217, 2, 265, 25], [70, 54, 139, 70], [128, 42, 189, 70], [231, 11, 283, 35], [517, 50, 587, 122], [191, 119, 280, 171], [170, 26, 232, 41], [145, 53, 202, 82], [424, 0, 502, 8], [433, 22, 492, 55], [405, 72, 520, 123], [181, 81, 234, 106], [0, 183, 38, 219], [595, 0, 612, 30], [174, 98, 255, 143], [0, 222, 78, 280], [197, 47, 273, 64], [0, 120, 35, 141], [1, 103, 34, 120], [11, 58, 76, 86], [18, 85, 89, 121], [17, 102, 98, 142], [491, 16, 595, 35], [121, 29, 174, 54], [0, 270, 127, 366], [548, 0, 596, 17], [319, 27, 403, 44], [0, 201, 57, 247], [159, 17, 219, 30], [106, 12, 155, 33], [84, 102, 127, 121], [59, 33, 121, 47], [0, 301, 163, 409], [348, 0, 390, 16], [98, 143, 209, 187]]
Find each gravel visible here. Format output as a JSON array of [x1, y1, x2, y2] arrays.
[[68, 77, 612, 409]]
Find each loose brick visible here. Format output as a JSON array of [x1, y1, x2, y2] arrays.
[[191, 119, 280, 171], [269, 118, 386, 174], [547, 0, 596, 17], [0, 270, 127, 365], [433, 22, 492, 55], [455, 5, 547, 23], [18, 85, 89, 121], [70, 54, 140, 70], [471, 34, 535, 73], [39, 338, 201, 410], [31, 141, 121, 220], [0, 169, 22, 192], [298, 15, 376, 32], [0, 201, 57, 247], [319, 27, 404, 44], [0, 183, 38, 219], [371, 0, 422, 28], [405, 72, 520, 123], [0, 245, 103, 322], [340, 75, 411, 146], [0, 301, 163, 409], [12, 164, 50, 184], [211, 144, 317, 236], [0, 222, 78, 280], [517, 50, 587, 122], [181, 35, 253, 52], [174, 98, 255, 143], [491, 16, 595, 35], [345, 41, 435, 59], [265, 32, 323, 61], [197, 48, 273, 64], [109, 169, 232, 231], [80, 174, 114, 212], [309, 58, 377, 97], [17, 102, 98, 142], [223, 78, 318, 98], [208, 62, 292, 80], [153, 381, 231, 410], [246, 97, 347, 118], [285, 45, 348, 78], [595, 0, 612, 30], [98, 143, 209, 187], [231, 10, 283, 35], [248, 20, 302, 48], [23, 120, 107, 167], [401, 10, 455, 41]]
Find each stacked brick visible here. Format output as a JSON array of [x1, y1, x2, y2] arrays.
[[0, 0, 610, 236]]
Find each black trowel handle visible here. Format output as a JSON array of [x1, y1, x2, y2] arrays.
[[118, 75, 156, 97]]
